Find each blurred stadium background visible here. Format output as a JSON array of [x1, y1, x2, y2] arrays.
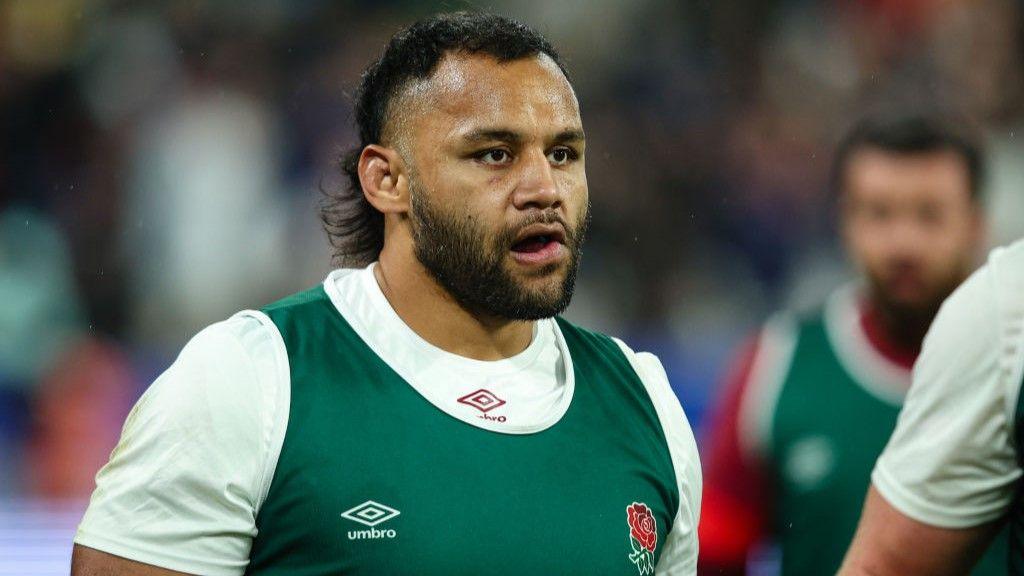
[[3, 0, 1024, 573]]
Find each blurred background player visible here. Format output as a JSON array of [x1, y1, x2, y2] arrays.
[[839, 239, 1024, 575], [696, 113, 1006, 575]]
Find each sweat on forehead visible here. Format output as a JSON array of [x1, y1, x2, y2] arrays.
[[381, 52, 576, 146]]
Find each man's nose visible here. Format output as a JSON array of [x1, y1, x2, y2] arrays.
[[512, 150, 560, 211], [889, 214, 931, 249]]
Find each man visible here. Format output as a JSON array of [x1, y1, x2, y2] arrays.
[[70, 12, 702, 576], [838, 239, 1024, 575], [697, 114, 1005, 575]]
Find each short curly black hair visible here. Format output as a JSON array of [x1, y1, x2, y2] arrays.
[[322, 11, 567, 265]]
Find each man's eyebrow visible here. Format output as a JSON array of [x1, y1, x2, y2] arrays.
[[461, 129, 524, 145], [552, 129, 586, 144], [459, 128, 586, 145]]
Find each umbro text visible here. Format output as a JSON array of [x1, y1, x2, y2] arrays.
[[348, 527, 397, 540]]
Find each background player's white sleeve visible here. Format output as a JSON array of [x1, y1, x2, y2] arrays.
[[74, 311, 290, 576], [615, 339, 702, 576], [872, 243, 1024, 528]]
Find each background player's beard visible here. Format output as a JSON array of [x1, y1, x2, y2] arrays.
[[865, 267, 967, 349], [408, 181, 588, 321]]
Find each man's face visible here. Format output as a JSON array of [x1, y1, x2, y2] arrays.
[[841, 148, 982, 321], [397, 52, 589, 320]]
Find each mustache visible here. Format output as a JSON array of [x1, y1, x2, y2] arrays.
[[501, 209, 580, 246]]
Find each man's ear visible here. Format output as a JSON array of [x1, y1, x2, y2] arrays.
[[358, 144, 409, 214]]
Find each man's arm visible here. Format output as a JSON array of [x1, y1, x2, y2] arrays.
[[72, 313, 288, 575], [614, 340, 703, 575], [72, 545, 192, 576], [838, 487, 1001, 576]]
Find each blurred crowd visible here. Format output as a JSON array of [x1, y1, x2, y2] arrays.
[[3, 0, 1024, 503]]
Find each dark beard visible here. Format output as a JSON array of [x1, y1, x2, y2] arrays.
[[408, 184, 588, 321], [866, 272, 965, 349]]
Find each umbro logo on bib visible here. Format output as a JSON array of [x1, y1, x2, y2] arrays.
[[342, 500, 400, 540], [457, 389, 508, 423]]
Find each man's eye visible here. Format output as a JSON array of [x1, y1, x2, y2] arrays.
[[547, 147, 575, 166], [479, 149, 512, 165]]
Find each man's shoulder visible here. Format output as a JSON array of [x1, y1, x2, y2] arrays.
[[255, 283, 344, 339], [987, 239, 1024, 306], [991, 236, 1024, 268], [735, 293, 827, 356], [774, 285, 862, 358], [553, 318, 675, 383], [552, 316, 639, 365], [784, 286, 848, 335], [551, 317, 669, 387], [262, 284, 331, 314], [933, 240, 1024, 349]]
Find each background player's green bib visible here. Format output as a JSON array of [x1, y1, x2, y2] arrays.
[[244, 286, 680, 575], [769, 310, 1008, 576]]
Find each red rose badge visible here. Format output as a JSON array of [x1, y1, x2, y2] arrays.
[[626, 502, 657, 574]]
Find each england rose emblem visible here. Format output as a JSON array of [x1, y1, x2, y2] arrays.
[[626, 502, 657, 575]]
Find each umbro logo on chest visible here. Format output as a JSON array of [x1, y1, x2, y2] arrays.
[[457, 388, 508, 423], [341, 500, 400, 540]]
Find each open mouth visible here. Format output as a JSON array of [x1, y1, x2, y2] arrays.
[[511, 234, 561, 254], [509, 226, 567, 265]]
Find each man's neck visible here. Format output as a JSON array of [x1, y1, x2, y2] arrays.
[[373, 250, 534, 361]]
